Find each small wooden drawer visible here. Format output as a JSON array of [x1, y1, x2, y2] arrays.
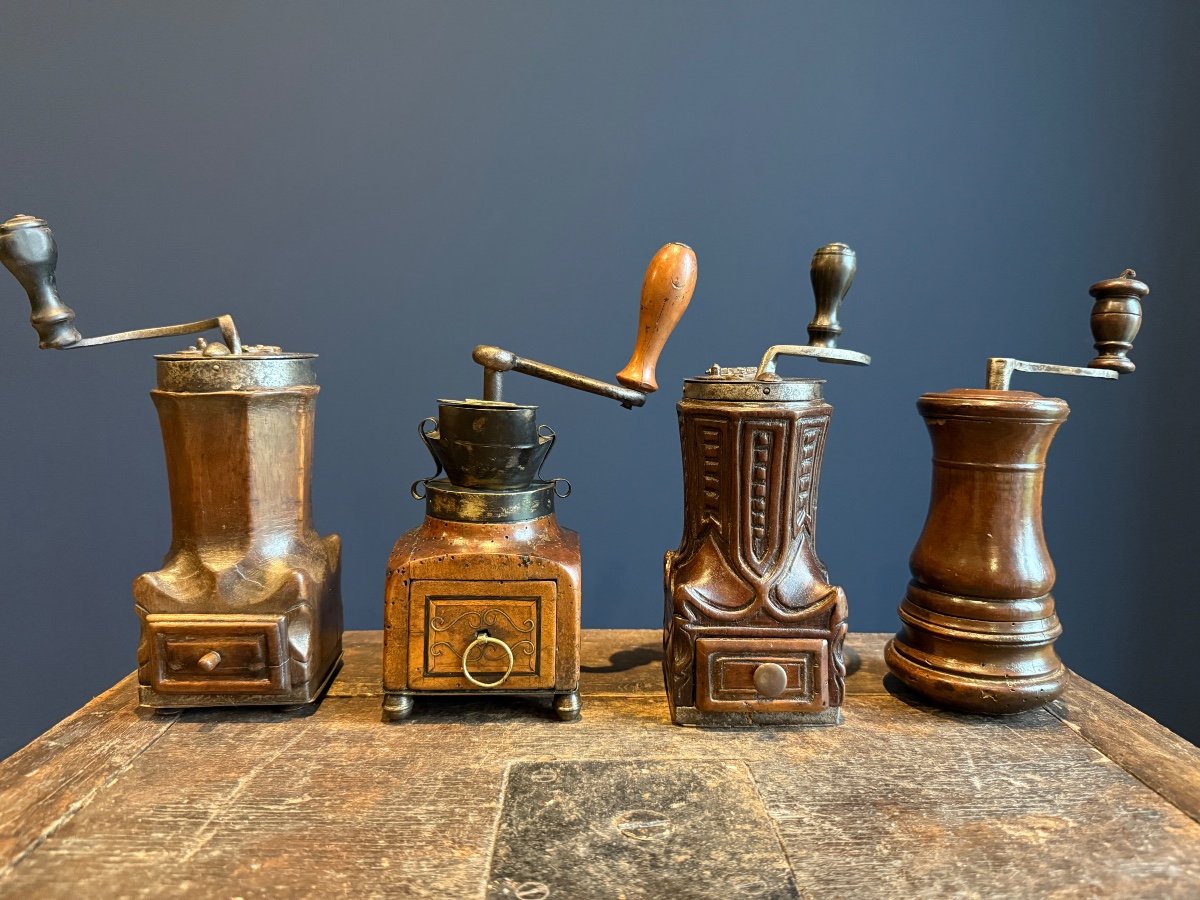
[[408, 580, 557, 690], [146, 614, 289, 694], [695, 637, 829, 713]]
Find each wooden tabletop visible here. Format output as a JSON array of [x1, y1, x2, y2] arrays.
[[2, 630, 1198, 898]]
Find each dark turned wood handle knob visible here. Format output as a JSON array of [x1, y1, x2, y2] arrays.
[[0, 215, 81, 349], [1088, 269, 1149, 374], [807, 243, 857, 349], [616, 242, 697, 393]]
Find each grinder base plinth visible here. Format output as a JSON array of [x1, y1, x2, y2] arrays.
[[886, 585, 1066, 715], [669, 704, 843, 728], [137, 650, 343, 710], [664, 618, 847, 727], [382, 497, 582, 722], [885, 636, 1066, 715]]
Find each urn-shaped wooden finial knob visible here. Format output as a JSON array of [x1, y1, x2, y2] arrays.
[[1088, 269, 1149, 374]]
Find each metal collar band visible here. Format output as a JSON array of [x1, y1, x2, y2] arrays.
[[423, 480, 559, 524], [155, 351, 317, 392]]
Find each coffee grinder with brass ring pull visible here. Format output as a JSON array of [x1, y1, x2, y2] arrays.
[[886, 269, 1149, 714], [0, 214, 343, 710], [383, 243, 697, 722]]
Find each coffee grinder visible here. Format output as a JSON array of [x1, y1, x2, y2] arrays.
[[0, 214, 342, 709], [886, 269, 1148, 714], [383, 243, 696, 722], [664, 242, 869, 726]]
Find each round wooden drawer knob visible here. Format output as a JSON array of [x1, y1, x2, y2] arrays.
[[753, 663, 788, 697], [197, 650, 222, 673]]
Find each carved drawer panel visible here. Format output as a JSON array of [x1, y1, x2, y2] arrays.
[[408, 580, 557, 691], [695, 637, 828, 713], [146, 614, 289, 694]]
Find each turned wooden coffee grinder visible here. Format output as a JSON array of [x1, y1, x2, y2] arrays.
[[0, 214, 342, 710], [383, 243, 696, 722], [886, 269, 1149, 713], [664, 242, 869, 726]]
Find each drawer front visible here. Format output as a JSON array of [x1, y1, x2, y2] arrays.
[[408, 580, 557, 690], [146, 614, 289, 694], [695, 637, 829, 713]]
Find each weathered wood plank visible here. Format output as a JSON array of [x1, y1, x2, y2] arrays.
[[4, 690, 1199, 897], [323, 630, 381, 698], [1, 631, 1197, 899], [758, 698, 1200, 898], [0, 675, 177, 878], [1049, 671, 1200, 824]]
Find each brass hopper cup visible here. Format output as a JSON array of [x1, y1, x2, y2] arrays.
[[417, 400, 555, 491]]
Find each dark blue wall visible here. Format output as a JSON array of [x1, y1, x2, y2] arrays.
[[2, 2, 1197, 756]]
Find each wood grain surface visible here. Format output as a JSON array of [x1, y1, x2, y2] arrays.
[[1, 631, 1197, 898]]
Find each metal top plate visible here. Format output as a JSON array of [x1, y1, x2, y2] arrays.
[[155, 351, 317, 392], [683, 366, 824, 402]]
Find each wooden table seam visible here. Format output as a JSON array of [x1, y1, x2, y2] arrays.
[[1047, 676, 1200, 825], [0, 709, 181, 884]]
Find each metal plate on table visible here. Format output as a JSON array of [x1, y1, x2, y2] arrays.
[[487, 759, 798, 899]]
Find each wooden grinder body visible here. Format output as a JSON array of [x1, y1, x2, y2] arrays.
[[382, 504, 582, 718], [886, 388, 1069, 713], [133, 357, 344, 709], [664, 381, 848, 726]]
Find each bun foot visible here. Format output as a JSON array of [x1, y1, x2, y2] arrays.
[[552, 690, 581, 722], [383, 692, 414, 722]]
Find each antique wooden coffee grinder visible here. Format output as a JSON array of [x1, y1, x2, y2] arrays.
[[664, 242, 869, 726], [383, 243, 696, 722], [1, 214, 342, 710], [886, 269, 1149, 714]]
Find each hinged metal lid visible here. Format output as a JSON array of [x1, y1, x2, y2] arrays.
[[155, 343, 316, 392], [683, 364, 824, 402]]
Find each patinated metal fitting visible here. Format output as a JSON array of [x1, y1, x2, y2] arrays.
[[423, 480, 558, 524], [436, 398, 540, 446], [155, 347, 317, 392], [683, 366, 825, 402]]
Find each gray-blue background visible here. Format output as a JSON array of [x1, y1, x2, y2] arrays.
[[2, 2, 1197, 757]]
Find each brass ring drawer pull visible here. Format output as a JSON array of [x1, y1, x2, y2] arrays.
[[461, 634, 515, 688]]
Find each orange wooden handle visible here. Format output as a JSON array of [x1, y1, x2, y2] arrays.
[[615, 243, 696, 393]]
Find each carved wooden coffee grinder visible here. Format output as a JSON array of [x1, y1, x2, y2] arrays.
[[886, 269, 1149, 714], [1, 214, 342, 710], [664, 242, 869, 726], [383, 243, 696, 722]]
